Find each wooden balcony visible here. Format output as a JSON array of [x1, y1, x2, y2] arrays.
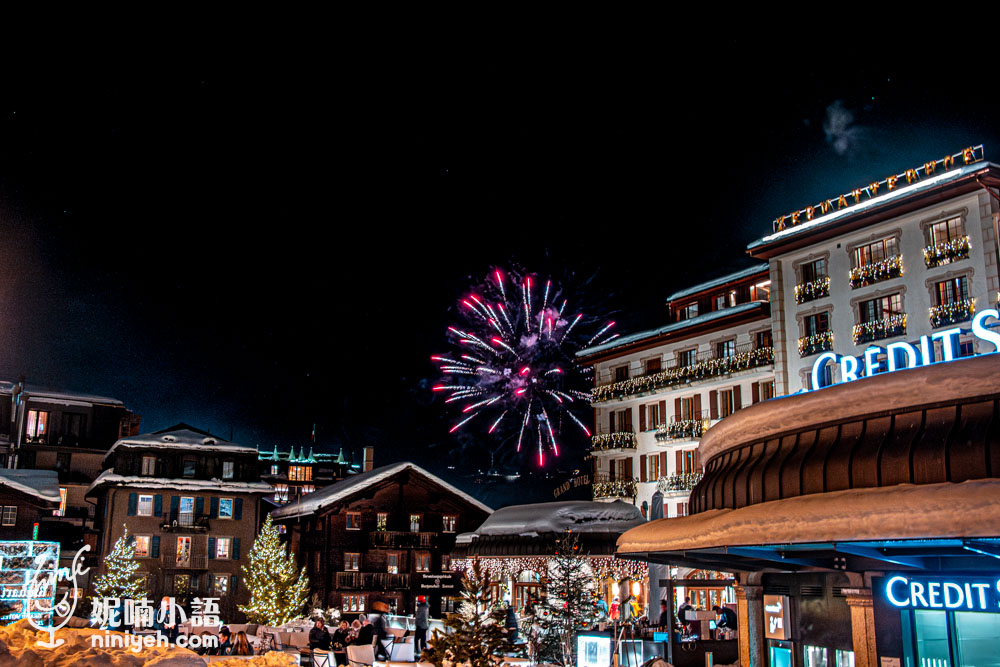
[[369, 531, 437, 549], [335, 571, 411, 590]]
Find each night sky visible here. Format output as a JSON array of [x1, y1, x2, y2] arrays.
[[1, 47, 998, 505]]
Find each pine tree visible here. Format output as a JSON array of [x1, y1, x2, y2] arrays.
[[91, 524, 148, 603], [238, 514, 310, 626], [423, 558, 517, 667]]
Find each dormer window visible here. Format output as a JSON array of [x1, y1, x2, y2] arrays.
[[222, 461, 234, 480], [182, 457, 197, 478], [678, 302, 699, 321], [141, 456, 156, 476]]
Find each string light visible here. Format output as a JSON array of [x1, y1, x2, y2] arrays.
[[924, 235, 971, 268], [849, 255, 903, 289], [238, 515, 309, 626], [794, 275, 831, 304], [929, 298, 976, 328], [852, 313, 907, 345]]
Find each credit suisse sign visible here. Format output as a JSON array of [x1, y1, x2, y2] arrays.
[[884, 575, 1000, 612]]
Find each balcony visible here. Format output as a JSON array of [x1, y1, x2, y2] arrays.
[[369, 531, 437, 549], [924, 236, 971, 268], [849, 255, 902, 289], [590, 431, 637, 451], [592, 474, 637, 500], [798, 331, 833, 357], [655, 415, 708, 442], [161, 511, 211, 532], [162, 554, 208, 570], [930, 298, 976, 328], [335, 571, 411, 590], [657, 472, 704, 493], [591, 344, 774, 403], [852, 314, 907, 345], [794, 276, 830, 304]]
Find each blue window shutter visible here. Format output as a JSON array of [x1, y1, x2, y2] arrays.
[[230, 575, 238, 594], [196, 497, 205, 516], [127, 493, 137, 516], [210, 497, 219, 518], [208, 537, 216, 559], [232, 538, 240, 560], [234, 498, 243, 520], [154, 495, 163, 517], [170, 495, 179, 514], [151, 536, 160, 558]]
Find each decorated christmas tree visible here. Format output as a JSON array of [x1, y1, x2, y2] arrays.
[[529, 530, 599, 665], [91, 524, 148, 604], [238, 514, 310, 626], [423, 558, 517, 667]]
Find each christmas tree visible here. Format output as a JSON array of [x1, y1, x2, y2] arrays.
[[238, 514, 310, 626], [422, 558, 517, 667], [91, 524, 148, 604], [529, 530, 599, 665]]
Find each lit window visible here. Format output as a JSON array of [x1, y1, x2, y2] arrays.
[[222, 461, 234, 480], [804, 311, 830, 336], [26, 411, 49, 439], [676, 348, 697, 368], [441, 555, 450, 570], [442, 515, 457, 533], [53, 488, 68, 517], [270, 465, 279, 475], [1, 506, 15, 526], [387, 553, 399, 574], [416, 552, 431, 573], [218, 498, 233, 519], [801, 258, 827, 283], [344, 553, 360, 571], [679, 396, 696, 420], [216, 537, 231, 559], [858, 293, 903, 324], [346, 512, 362, 530], [274, 484, 289, 503], [409, 514, 421, 532], [289, 466, 312, 481], [141, 456, 156, 476], [376, 512, 388, 531], [715, 340, 735, 358], [853, 237, 898, 268], [176, 537, 191, 566], [646, 403, 661, 430], [759, 380, 776, 401], [137, 494, 154, 517], [678, 302, 698, 321], [928, 216, 963, 245], [935, 276, 969, 306], [301, 485, 315, 494], [134, 536, 151, 558], [178, 497, 194, 525], [756, 330, 773, 349], [213, 574, 229, 596], [647, 455, 660, 479], [679, 450, 696, 474], [277, 524, 287, 534], [182, 457, 197, 478]]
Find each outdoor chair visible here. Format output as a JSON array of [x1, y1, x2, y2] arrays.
[[347, 644, 376, 667]]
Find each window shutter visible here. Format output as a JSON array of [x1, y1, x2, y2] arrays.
[[639, 456, 647, 483], [608, 460, 615, 481], [660, 452, 667, 478], [170, 495, 179, 516], [608, 412, 615, 433], [232, 538, 240, 560], [208, 537, 216, 560], [195, 497, 205, 517], [674, 398, 682, 420], [230, 575, 238, 594], [234, 498, 243, 520], [658, 401, 666, 427], [694, 448, 702, 470], [154, 495, 163, 517], [675, 450, 683, 475], [210, 497, 219, 518], [751, 382, 760, 404], [733, 386, 742, 411], [694, 393, 702, 417], [151, 536, 160, 559], [638, 406, 647, 433], [624, 408, 633, 431], [624, 458, 633, 480], [677, 503, 685, 516], [592, 457, 598, 476], [127, 493, 138, 517], [709, 391, 718, 419]]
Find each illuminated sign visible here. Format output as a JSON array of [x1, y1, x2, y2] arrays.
[[884, 575, 1000, 612], [577, 633, 611, 667], [763, 594, 789, 640], [772, 145, 984, 233], [0, 541, 59, 625], [811, 308, 1000, 390]]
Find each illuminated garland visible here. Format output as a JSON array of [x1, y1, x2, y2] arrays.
[[849, 255, 903, 289], [657, 472, 704, 493], [852, 313, 907, 345], [451, 556, 647, 583], [593, 478, 637, 499], [592, 347, 774, 402], [91, 524, 148, 605], [929, 298, 976, 328], [239, 515, 310, 626], [655, 419, 704, 441], [798, 331, 833, 357], [924, 236, 971, 268], [590, 431, 637, 450], [794, 276, 830, 304]]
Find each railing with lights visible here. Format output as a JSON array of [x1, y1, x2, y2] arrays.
[[929, 298, 976, 328], [592, 475, 637, 500], [657, 472, 704, 493], [369, 531, 437, 548], [655, 415, 708, 442], [798, 331, 833, 357], [849, 255, 903, 289], [852, 314, 907, 345], [336, 572, 411, 590], [924, 236, 971, 268], [590, 431, 637, 451], [794, 276, 830, 304]]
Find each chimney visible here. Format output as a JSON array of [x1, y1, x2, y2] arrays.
[[363, 446, 374, 473]]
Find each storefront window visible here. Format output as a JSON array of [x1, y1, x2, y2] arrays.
[[833, 650, 854, 667], [769, 646, 792, 667], [803, 645, 827, 667], [954, 611, 1000, 666], [914, 610, 950, 665]]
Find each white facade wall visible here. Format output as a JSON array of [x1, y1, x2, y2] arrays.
[[774, 190, 1000, 394]]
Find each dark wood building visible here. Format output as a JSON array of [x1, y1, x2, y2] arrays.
[[0, 469, 61, 540], [271, 462, 492, 618]]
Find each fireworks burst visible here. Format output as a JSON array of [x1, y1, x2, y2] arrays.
[[433, 269, 613, 466]]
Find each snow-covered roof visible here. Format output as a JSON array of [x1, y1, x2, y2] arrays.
[[576, 301, 767, 358], [0, 380, 124, 407], [747, 161, 994, 252], [617, 478, 1000, 554], [0, 469, 61, 505], [665, 264, 769, 303], [85, 469, 273, 498], [106, 423, 257, 459], [468, 500, 644, 538], [270, 462, 492, 520]]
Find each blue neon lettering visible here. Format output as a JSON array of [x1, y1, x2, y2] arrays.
[[840, 355, 859, 382], [812, 352, 838, 390], [972, 309, 1000, 353], [920, 335, 933, 365], [944, 582, 964, 608], [864, 346, 883, 377], [886, 342, 918, 372], [911, 581, 928, 608], [886, 576, 910, 607], [932, 328, 961, 362], [928, 582, 942, 607]]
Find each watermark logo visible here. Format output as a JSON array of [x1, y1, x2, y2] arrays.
[[89, 595, 221, 652]]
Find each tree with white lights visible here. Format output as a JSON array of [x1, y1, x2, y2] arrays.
[[238, 514, 309, 626], [91, 524, 148, 604]]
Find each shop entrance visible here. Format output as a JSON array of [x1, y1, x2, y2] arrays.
[[901, 608, 1000, 665]]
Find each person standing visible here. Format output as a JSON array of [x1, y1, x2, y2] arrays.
[[657, 600, 670, 628], [370, 601, 391, 660], [355, 613, 374, 645], [504, 603, 518, 642], [414, 595, 429, 656], [677, 596, 694, 635]]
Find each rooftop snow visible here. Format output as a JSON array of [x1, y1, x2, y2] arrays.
[[269, 462, 492, 520], [665, 263, 770, 303], [0, 380, 124, 407], [747, 161, 992, 252], [0, 469, 61, 505], [469, 500, 644, 538], [85, 470, 273, 497], [106, 424, 257, 459], [576, 301, 766, 358]]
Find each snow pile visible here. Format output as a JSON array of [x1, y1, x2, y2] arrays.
[[0, 619, 202, 666], [474, 500, 645, 537], [0, 470, 61, 504], [211, 654, 297, 666], [86, 469, 274, 497], [107, 424, 258, 458]]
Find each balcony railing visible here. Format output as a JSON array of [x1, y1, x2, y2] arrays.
[[655, 414, 708, 442], [657, 472, 704, 493], [592, 345, 774, 402], [929, 298, 976, 328], [852, 314, 907, 345], [924, 236, 971, 268], [592, 474, 637, 500], [335, 572, 411, 590], [162, 554, 208, 570], [369, 531, 437, 549], [798, 331, 834, 357], [794, 276, 830, 304], [590, 431, 637, 451], [849, 255, 902, 289], [161, 511, 211, 532]]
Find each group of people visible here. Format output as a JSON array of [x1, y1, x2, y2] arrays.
[[657, 596, 737, 637], [307, 597, 432, 664], [196, 626, 254, 656]]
